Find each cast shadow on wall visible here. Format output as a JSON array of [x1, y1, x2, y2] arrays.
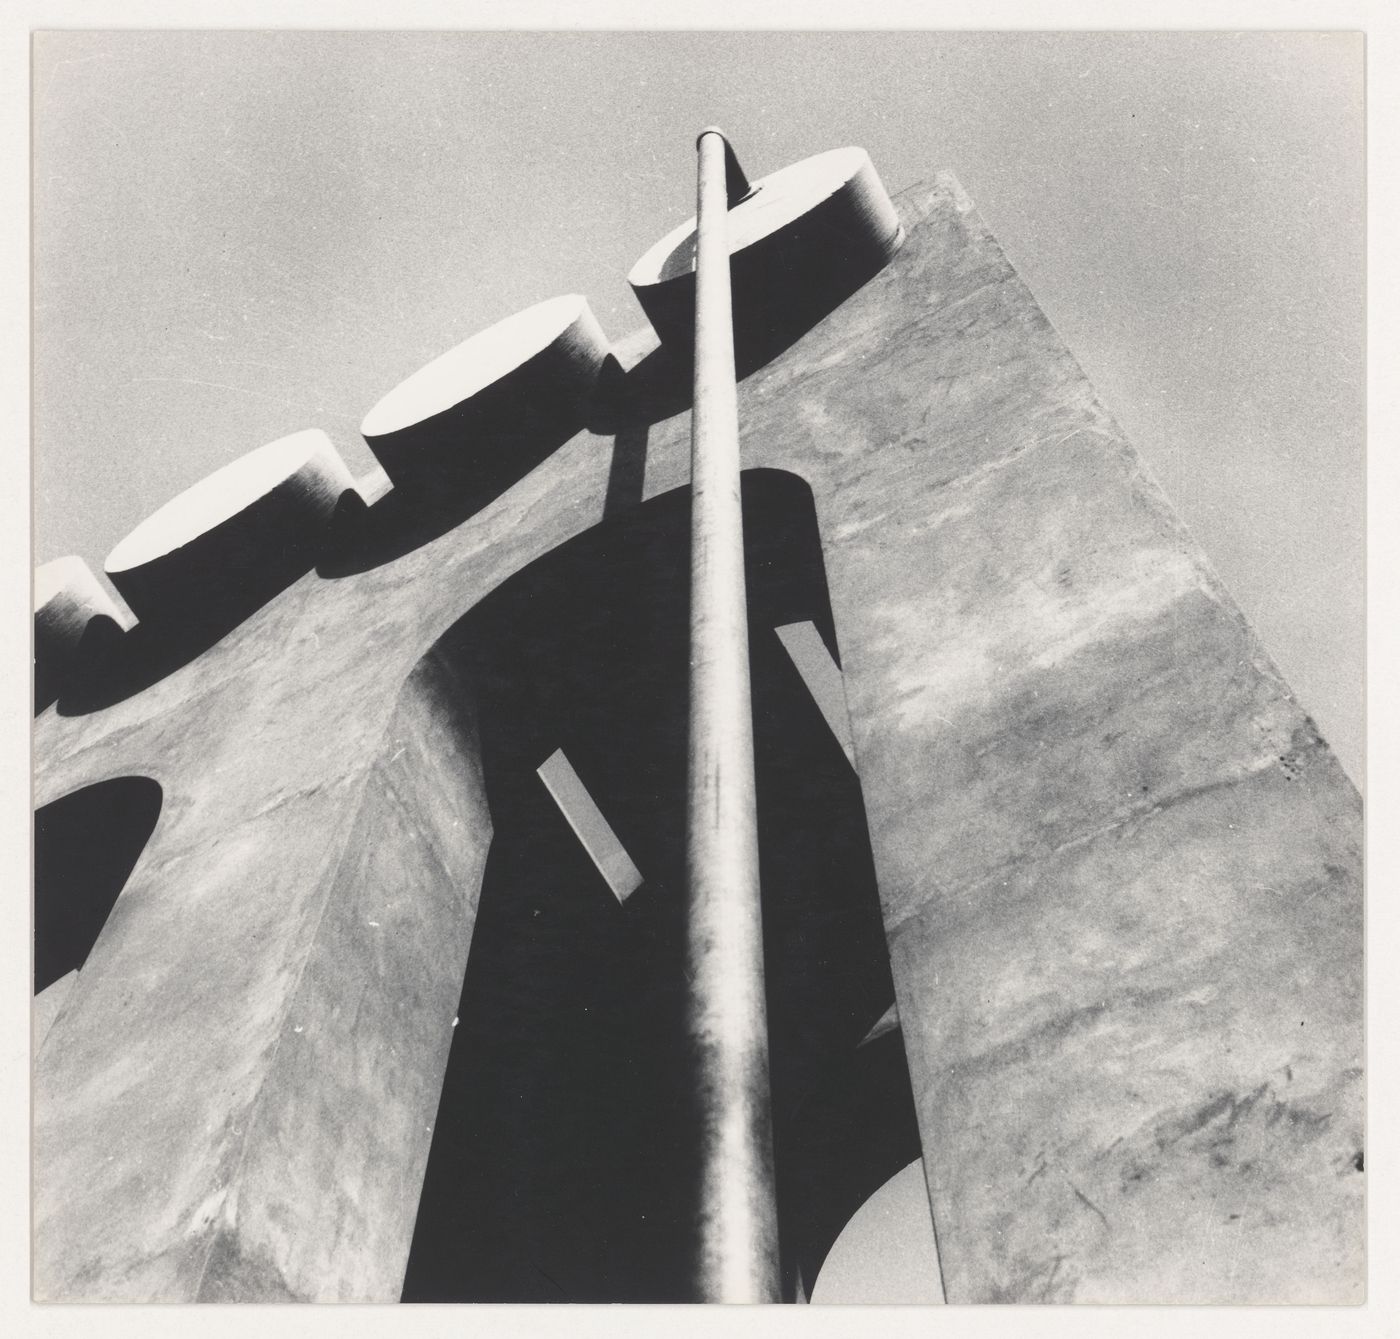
[[317, 350, 608, 579], [33, 776, 163, 995], [52, 240, 883, 716], [397, 469, 924, 1303], [323, 229, 886, 581], [53, 508, 332, 718]]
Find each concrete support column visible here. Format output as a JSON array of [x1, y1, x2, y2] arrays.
[[684, 127, 781, 1304]]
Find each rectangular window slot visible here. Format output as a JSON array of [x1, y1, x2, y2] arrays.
[[537, 748, 644, 904]]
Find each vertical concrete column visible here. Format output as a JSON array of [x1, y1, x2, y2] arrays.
[[684, 127, 781, 1304]]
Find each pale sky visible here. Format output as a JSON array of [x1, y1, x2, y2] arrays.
[[32, 30, 1364, 780]]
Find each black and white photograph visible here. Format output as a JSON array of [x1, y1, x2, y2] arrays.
[[16, 8, 1386, 1326]]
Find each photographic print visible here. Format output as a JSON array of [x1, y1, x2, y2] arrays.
[[29, 26, 1364, 1307]]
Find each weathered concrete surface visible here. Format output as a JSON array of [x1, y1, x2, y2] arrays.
[[196, 656, 490, 1301], [888, 751, 1361, 1303], [33, 170, 1361, 1302], [33, 971, 76, 1051]]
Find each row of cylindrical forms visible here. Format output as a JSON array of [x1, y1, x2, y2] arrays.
[[34, 136, 905, 1303], [35, 144, 900, 710], [34, 298, 613, 702]]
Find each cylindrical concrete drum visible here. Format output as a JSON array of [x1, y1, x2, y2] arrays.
[[34, 556, 130, 710], [628, 146, 903, 368], [360, 295, 611, 496], [104, 428, 355, 628]]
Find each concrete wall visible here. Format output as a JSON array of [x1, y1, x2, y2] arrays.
[[196, 652, 490, 1301], [32, 170, 1361, 1302]]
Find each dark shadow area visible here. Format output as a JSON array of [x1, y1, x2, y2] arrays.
[[639, 208, 900, 383], [322, 347, 608, 580], [603, 422, 650, 518], [586, 342, 695, 436], [314, 481, 493, 578], [35, 612, 125, 716], [34, 776, 163, 993], [401, 469, 921, 1303]]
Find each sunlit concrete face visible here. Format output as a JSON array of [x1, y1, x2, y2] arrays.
[[35, 555, 126, 629], [536, 749, 644, 905], [811, 1160, 945, 1304], [361, 296, 603, 439], [776, 621, 856, 766], [31, 170, 1361, 1304]]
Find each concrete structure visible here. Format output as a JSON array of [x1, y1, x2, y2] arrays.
[[104, 428, 356, 628], [32, 150, 1362, 1304], [33, 556, 131, 712]]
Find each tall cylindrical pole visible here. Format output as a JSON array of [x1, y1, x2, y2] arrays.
[[685, 127, 781, 1304]]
